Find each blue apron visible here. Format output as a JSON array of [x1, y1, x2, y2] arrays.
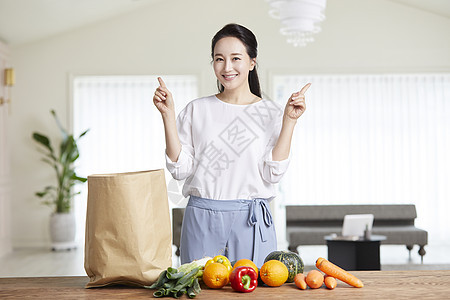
[[179, 195, 277, 268]]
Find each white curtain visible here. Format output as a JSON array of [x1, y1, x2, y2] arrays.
[[272, 73, 450, 245], [72, 75, 198, 243]]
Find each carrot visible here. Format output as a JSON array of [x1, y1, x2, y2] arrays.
[[305, 270, 324, 289], [316, 257, 363, 288], [324, 275, 337, 289], [294, 273, 307, 290]]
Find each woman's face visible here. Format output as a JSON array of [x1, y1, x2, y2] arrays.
[[213, 37, 256, 92]]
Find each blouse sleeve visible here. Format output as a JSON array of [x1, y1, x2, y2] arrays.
[[258, 118, 291, 184], [165, 105, 195, 180]]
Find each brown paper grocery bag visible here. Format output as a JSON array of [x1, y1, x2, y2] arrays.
[[84, 169, 172, 288]]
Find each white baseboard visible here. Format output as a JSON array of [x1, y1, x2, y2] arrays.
[[12, 238, 52, 249], [12, 238, 84, 250]]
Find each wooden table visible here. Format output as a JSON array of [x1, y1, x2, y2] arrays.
[[1, 270, 450, 299]]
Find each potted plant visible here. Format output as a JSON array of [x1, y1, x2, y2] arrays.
[[32, 110, 88, 251]]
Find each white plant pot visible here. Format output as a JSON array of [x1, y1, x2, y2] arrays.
[[49, 212, 77, 251]]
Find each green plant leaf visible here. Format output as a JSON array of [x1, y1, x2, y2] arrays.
[[78, 129, 89, 139], [51, 110, 68, 139], [35, 191, 48, 198], [42, 200, 54, 206], [41, 157, 56, 166], [60, 136, 81, 165], [33, 109, 89, 212], [72, 173, 87, 182], [69, 191, 82, 198], [32, 133, 53, 153], [35, 186, 56, 198], [60, 137, 72, 162], [70, 153, 80, 163]]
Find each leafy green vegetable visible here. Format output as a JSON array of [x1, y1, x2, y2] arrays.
[[145, 257, 212, 298]]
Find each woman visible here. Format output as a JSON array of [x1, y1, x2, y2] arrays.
[[153, 23, 310, 267]]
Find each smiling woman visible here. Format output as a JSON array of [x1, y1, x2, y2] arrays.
[[152, 23, 311, 268], [211, 24, 261, 103], [213, 37, 258, 104]]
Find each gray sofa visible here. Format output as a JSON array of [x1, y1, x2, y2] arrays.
[[286, 204, 428, 262]]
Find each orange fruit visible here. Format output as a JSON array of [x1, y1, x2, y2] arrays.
[[202, 262, 229, 289], [305, 270, 324, 289], [232, 259, 258, 277], [260, 260, 289, 287]]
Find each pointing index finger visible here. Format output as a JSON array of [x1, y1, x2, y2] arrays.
[[157, 77, 167, 88], [299, 83, 311, 95]]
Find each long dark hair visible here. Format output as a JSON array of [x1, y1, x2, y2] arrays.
[[211, 23, 261, 98]]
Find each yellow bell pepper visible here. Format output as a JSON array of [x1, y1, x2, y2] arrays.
[[205, 255, 232, 273]]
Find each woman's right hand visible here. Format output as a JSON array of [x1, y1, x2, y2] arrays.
[[153, 77, 175, 116]]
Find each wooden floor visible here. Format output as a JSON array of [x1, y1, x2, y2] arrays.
[[0, 244, 449, 277]]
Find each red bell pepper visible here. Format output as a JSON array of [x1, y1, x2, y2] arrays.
[[230, 266, 258, 293]]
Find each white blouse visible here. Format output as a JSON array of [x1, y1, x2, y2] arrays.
[[165, 95, 290, 201]]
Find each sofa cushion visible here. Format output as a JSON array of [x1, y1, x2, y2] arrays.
[[286, 205, 417, 225]]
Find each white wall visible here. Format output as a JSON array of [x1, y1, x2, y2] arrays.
[[8, 0, 450, 247], [0, 40, 12, 255]]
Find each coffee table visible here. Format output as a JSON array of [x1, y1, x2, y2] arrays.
[[324, 234, 386, 271]]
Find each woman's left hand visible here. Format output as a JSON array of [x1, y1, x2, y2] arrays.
[[284, 83, 311, 121]]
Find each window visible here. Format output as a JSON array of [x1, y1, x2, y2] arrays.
[[72, 75, 198, 243], [272, 73, 450, 245]]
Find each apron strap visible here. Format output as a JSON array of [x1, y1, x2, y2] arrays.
[[247, 199, 273, 262]]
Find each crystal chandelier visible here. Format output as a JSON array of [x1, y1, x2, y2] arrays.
[[267, 0, 327, 47]]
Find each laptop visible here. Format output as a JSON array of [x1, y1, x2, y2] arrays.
[[341, 214, 374, 238]]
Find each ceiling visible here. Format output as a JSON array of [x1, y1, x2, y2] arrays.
[[0, 0, 163, 46], [0, 0, 449, 46], [390, 0, 450, 19]]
